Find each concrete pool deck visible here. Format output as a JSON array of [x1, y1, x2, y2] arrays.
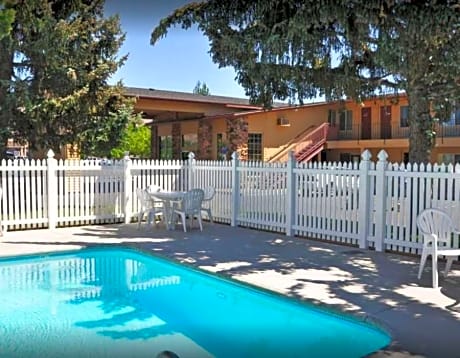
[[0, 223, 459, 357]]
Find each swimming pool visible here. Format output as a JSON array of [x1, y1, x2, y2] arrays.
[[0, 247, 390, 357]]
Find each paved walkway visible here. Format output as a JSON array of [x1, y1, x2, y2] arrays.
[[0, 223, 459, 357]]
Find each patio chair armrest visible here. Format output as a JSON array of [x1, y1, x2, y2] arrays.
[[170, 199, 183, 209]]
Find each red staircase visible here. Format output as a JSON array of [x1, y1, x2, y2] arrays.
[[268, 122, 329, 163], [295, 123, 329, 162]]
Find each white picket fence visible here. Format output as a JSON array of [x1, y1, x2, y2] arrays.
[[1, 149, 460, 256]]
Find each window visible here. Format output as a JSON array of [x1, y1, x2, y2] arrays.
[[182, 133, 198, 153], [403, 152, 409, 164], [216, 133, 227, 160], [328, 110, 337, 126], [453, 106, 460, 125], [400, 106, 409, 127], [351, 155, 361, 164], [159, 136, 172, 159], [339, 110, 353, 130], [248, 133, 263, 161], [339, 153, 351, 162], [439, 153, 460, 165], [444, 105, 460, 126]]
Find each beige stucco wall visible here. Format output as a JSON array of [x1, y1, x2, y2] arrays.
[[144, 94, 460, 164], [246, 105, 329, 161], [326, 96, 410, 163]]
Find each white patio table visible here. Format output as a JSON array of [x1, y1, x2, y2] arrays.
[[150, 190, 186, 230]]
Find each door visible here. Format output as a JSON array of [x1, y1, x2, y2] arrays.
[[361, 107, 372, 139], [380, 106, 392, 139]]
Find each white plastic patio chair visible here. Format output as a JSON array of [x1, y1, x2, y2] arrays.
[[173, 188, 204, 232], [416, 208, 460, 288], [146, 184, 165, 212], [136, 188, 163, 229], [201, 186, 215, 223], [146, 184, 163, 194]]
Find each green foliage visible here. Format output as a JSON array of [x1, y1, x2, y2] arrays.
[[160, 136, 172, 159], [110, 116, 151, 159], [82, 99, 139, 158], [193, 80, 210, 95], [0, 1, 14, 40], [152, 1, 460, 163], [0, 0, 130, 157]]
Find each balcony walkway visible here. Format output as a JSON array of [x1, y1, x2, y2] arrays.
[[0, 223, 459, 357]]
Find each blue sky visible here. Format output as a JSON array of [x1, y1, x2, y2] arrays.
[[104, 0, 248, 98]]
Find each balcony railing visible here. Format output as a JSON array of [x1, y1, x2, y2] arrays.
[[327, 123, 460, 141]]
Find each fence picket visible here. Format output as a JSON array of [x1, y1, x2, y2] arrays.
[[1, 150, 460, 255]]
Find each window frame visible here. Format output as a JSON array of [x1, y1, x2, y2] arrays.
[[442, 103, 460, 126], [328, 109, 337, 126], [400, 106, 409, 128], [439, 153, 460, 165], [339, 110, 353, 131], [247, 133, 263, 161], [159, 135, 173, 160], [216, 133, 227, 160], [181, 133, 198, 153]]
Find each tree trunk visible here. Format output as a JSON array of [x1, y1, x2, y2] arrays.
[[407, 87, 434, 164]]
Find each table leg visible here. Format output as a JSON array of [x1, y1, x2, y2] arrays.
[[162, 201, 171, 230], [163, 201, 179, 230]]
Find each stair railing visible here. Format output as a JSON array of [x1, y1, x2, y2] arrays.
[[271, 122, 329, 163], [295, 123, 329, 162], [268, 125, 316, 163]]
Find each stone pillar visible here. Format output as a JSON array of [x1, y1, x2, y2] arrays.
[[150, 125, 159, 159], [197, 118, 213, 160], [172, 122, 182, 159], [227, 116, 248, 161]]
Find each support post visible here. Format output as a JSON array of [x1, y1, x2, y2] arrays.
[[231, 151, 240, 227], [358, 150, 372, 249], [123, 152, 132, 224], [374, 150, 389, 252], [286, 151, 296, 236], [47, 149, 58, 230], [188, 152, 196, 191]]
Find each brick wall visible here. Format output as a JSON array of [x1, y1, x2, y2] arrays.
[[227, 116, 248, 160], [172, 123, 182, 159], [198, 118, 213, 160]]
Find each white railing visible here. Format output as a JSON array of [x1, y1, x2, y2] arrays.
[[1, 149, 460, 255]]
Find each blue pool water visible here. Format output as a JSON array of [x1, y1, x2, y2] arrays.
[[0, 247, 390, 358]]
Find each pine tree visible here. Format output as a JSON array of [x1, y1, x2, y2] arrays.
[[152, 1, 460, 163], [193, 80, 210, 96], [0, 0, 132, 157], [0, 0, 14, 40]]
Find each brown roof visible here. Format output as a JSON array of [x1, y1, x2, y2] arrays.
[[201, 100, 329, 121], [124, 86, 289, 109], [124, 86, 262, 109]]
